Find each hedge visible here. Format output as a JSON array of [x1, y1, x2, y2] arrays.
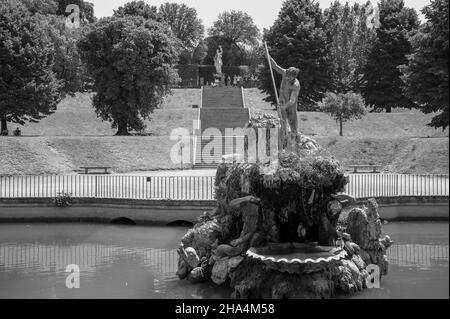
[[176, 64, 258, 88], [176, 64, 199, 88]]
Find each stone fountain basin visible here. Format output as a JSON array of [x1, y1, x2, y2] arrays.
[[246, 243, 347, 274]]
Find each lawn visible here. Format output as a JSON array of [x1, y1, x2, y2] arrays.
[[0, 88, 448, 175], [245, 88, 448, 139], [15, 89, 200, 137], [0, 136, 186, 175]]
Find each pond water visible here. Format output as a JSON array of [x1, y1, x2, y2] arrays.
[[0, 222, 448, 299]]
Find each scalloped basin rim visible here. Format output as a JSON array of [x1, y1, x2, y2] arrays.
[[246, 243, 347, 264]]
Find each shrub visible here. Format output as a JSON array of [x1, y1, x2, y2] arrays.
[[319, 92, 367, 136], [54, 192, 72, 207]]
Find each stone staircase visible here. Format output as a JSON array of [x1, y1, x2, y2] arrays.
[[195, 136, 246, 169], [202, 86, 245, 109], [194, 86, 249, 169]]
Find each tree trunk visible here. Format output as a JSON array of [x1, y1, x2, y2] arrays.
[[339, 117, 343, 137], [1, 115, 7, 134], [386, 106, 392, 113], [115, 118, 130, 136]]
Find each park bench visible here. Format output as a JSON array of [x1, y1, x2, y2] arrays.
[[79, 167, 112, 175], [349, 165, 382, 174]]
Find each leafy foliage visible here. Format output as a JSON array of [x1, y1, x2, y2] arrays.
[[37, 14, 91, 98], [323, 1, 377, 93], [113, 0, 159, 20], [400, 0, 449, 130], [319, 91, 367, 136], [0, 0, 61, 132], [208, 10, 260, 46], [20, 0, 57, 15], [362, 0, 419, 112], [159, 2, 204, 50], [261, 0, 331, 107], [54, 192, 72, 207], [78, 16, 180, 135], [192, 40, 208, 64]]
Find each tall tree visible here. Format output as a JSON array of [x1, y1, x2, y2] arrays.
[[323, 1, 377, 93], [0, 0, 60, 133], [20, 1, 91, 98], [158, 2, 204, 50], [38, 14, 91, 98], [113, 0, 158, 21], [401, 0, 449, 130], [261, 0, 331, 107], [241, 42, 264, 74], [362, 0, 419, 112], [78, 16, 180, 135], [208, 10, 260, 48]]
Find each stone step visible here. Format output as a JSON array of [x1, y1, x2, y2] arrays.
[[193, 163, 220, 169], [195, 137, 246, 164], [202, 87, 244, 110], [196, 86, 247, 170]]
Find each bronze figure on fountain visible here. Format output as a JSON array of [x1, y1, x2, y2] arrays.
[[268, 57, 301, 140]]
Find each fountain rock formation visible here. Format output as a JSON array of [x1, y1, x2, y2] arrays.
[[176, 131, 392, 298]]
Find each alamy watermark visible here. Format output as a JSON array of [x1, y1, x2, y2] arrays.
[[366, 264, 381, 289], [170, 121, 280, 166], [65, 4, 80, 29], [65, 264, 80, 289]]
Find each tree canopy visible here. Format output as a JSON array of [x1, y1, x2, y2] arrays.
[[401, 0, 449, 130], [19, 0, 91, 98], [20, 0, 57, 15], [208, 10, 260, 46], [37, 14, 91, 98], [159, 2, 204, 50], [0, 0, 60, 133], [113, 0, 159, 21], [319, 91, 367, 136], [323, 1, 377, 93], [78, 16, 180, 135], [362, 0, 419, 112]]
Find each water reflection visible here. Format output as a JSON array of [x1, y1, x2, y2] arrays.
[[0, 224, 231, 299], [0, 243, 179, 289], [387, 244, 449, 267], [0, 222, 448, 299]]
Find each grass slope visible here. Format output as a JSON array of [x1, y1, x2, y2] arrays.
[[0, 88, 448, 175], [0, 136, 182, 175], [16, 89, 200, 136], [245, 88, 448, 139]]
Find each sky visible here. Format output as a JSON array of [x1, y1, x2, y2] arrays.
[[89, 0, 430, 30]]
